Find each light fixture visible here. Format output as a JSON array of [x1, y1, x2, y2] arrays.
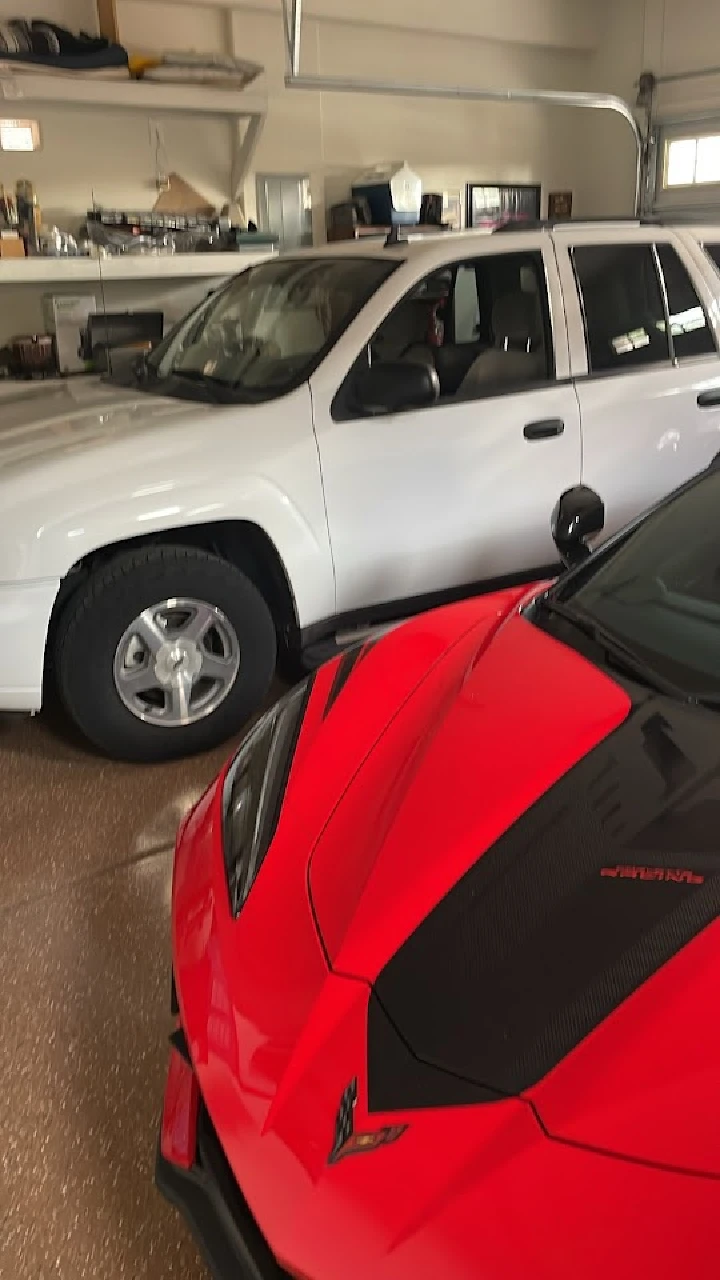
[[0, 119, 41, 152]]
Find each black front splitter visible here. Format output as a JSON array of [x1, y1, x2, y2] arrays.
[[156, 1103, 291, 1280]]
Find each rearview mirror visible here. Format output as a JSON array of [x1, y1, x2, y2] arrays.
[[552, 485, 605, 569], [354, 360, 439, 416]]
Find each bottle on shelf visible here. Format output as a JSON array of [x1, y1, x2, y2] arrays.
[[16, 180, 40, 255], [0, 184, 18, 230]]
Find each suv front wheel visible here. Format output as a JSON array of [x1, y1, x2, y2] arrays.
[[54, 544, 277, 762]]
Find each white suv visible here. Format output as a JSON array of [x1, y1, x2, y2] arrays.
[[3, 219, 720, 761]]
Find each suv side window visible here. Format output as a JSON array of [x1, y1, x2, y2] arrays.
[[655, 244, 716, 359], [367, 249, 552, 405], [572, 244, 670, 374]]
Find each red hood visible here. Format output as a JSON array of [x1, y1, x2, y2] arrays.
[[307, 601, 630, 976]]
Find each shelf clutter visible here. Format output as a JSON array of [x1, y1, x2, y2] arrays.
[[0, 14, 267, 114], [327, 164, 458, 241], [0, 15, 275, 383], [0, 187, 277, 283]]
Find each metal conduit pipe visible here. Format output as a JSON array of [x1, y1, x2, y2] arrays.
[[654, 65, 720, 85], [280, 0, 643, 214]]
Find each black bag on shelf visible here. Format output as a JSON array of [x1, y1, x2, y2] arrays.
[[0, 19, 128, 71]]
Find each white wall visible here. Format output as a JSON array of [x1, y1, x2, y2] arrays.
[[0, 0, 594, 237], [575, 0, 720, 216], [642, 0, 720, 83], [227, 6, 589, 230], [0, 109, 235, 231], [127, 0, 601, 50], [14, 0, 720, 235], [0, 0, 235, 229]]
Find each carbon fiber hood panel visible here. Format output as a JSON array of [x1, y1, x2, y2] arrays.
[[372, 698, 720, 1098]]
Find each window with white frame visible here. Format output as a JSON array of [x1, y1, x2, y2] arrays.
[[665, 133, 720, 188]]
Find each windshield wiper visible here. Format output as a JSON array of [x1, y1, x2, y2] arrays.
[[533, 596, 690, 701]]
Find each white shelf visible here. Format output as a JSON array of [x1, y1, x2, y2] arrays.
[[0, 250, 274, 286], [0, 69, 267, 118]]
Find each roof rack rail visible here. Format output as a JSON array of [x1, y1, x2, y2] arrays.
[[383, 224, 510, 247], [493, 216, 664, 233], [381, 216, 672, 248], [383, 225, 466, 247]]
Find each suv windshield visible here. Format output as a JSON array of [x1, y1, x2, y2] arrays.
[[546, 468, 720, 700], [133, 255, 397, 402]]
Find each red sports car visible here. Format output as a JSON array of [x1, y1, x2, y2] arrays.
[[157, 466, 720, 1279]]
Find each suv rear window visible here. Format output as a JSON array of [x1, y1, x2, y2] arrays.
[[655, 244, 715, 359], [572, 244, 670, 374]]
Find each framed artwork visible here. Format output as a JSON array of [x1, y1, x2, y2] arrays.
[[466, 183, 541, 229], [548, 190, 573, 219]]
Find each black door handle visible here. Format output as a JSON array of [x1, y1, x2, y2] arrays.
[[697, 389, 720, 408], [524, 418, 564, 440]]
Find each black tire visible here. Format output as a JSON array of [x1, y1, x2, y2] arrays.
[[54, 544, 277, 763], [276, 636, 311, 683]]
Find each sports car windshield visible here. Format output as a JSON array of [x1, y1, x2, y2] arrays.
[[140, 255, 396, 402], [554, 468, 720, 700]]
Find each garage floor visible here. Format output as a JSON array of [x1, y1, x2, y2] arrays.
[[0, 689, 283, 1279]]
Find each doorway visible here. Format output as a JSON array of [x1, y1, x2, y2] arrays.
[[256, 173, 313, 248]]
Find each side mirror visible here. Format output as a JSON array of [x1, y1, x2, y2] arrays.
[[552, 485, 605, 568], [354, 360, 439, 415]]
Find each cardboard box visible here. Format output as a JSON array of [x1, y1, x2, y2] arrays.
[[0, 233, 25, 259], [42, 294, 97, 375]]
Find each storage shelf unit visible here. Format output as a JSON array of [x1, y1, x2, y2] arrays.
[[0, 68, 267, 199], [0, 69, 267, 118], [0, 251, 271, 286], [0, 55, 275, 353]]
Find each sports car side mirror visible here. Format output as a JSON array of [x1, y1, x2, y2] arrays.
[[552, 485, 605, 569]]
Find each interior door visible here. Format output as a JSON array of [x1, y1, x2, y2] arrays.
[[555, 231, 720, 540], [256, 174, 312, 248], [309, 241, 582, 617]]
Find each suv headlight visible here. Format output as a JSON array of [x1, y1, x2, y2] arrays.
[[222, 680, 310, 915]]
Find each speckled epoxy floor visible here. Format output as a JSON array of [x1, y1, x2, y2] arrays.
[[0, 689, 284, 1279]]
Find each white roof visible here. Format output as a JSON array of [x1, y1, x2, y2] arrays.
[[283, 227, 492, 262], [278, 221, 720, 271]]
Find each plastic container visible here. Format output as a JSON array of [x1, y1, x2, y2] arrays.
[[352, 163, 422, 226]]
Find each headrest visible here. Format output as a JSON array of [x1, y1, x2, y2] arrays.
[[492, 292, 541, 347], [375, 301, 428, 353]]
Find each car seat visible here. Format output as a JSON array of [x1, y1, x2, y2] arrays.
[[459, 292, 545, 394]]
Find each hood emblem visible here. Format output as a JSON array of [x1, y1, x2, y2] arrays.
[[328, 1078, 408, 1165]]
